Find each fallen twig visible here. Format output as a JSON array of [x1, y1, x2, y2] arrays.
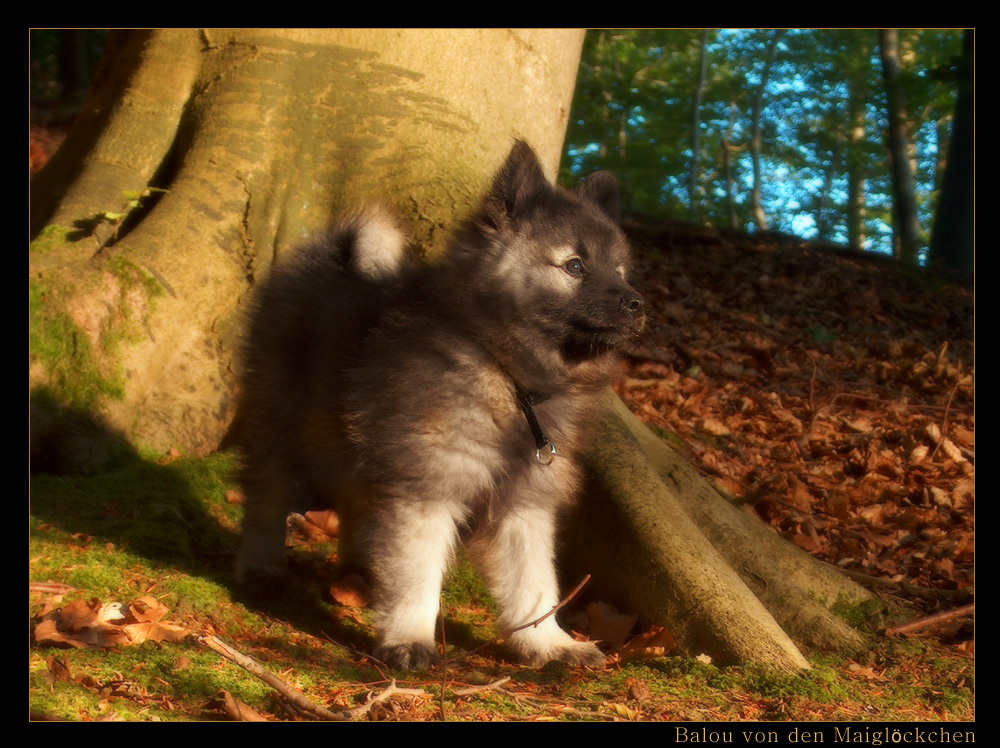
[[886, 603, 975, 637], [929, 378, 963, 461], [346, 679, 428, 721], [453, 677, 512, 697], [439, 602, 447, 721], [200, 634, 425, 721], [833, 566, 970, 601], [200, 634, 354, 720]]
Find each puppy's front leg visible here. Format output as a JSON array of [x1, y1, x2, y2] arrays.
[[468, 502, 605, 668], [370, 499, 458, 670]]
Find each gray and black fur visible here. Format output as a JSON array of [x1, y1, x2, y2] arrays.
[[236, 141, 645, 669]]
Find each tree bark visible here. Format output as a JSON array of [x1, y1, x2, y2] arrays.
[[845, 34, 870, 252], [30, 28, 584, 467], [688, 30, 709, 223], [722, 102, 740, 230]]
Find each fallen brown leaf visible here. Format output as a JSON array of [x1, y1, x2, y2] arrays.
[[329, 573, 371, 608], [584, 601, 637, 649], [618, 625, 676, 662], [33, 596, 190, 649]]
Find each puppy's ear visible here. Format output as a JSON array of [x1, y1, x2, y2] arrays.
[[482, 140, 550, 228], [577, 171, 622, 225]]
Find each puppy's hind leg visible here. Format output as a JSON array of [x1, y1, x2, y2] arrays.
[[236, 463, 295, 587], [467, 502, 605, 668]]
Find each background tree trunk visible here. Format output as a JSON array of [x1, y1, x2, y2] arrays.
[[688, 30, 709, 223], [845, 34, 870, 252], [749, 30, 784, 232], [929, 29, 974, 274], [30, 28, 585, 467], [879, 29, 923, 264]]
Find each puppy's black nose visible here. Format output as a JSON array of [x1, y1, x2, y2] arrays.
[[620, 292, 644, 315]]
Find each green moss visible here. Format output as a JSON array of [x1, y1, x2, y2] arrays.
[[29, 245, 165, 418], [647, 423, 685, 448], [29, 224, 75, 254], [29, 279, 125, 409], [830, 594, 891, 632], [106, 252, 166, 310], [723, 664, 836, 701]]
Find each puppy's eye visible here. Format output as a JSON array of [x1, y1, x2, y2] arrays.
[[563, 258, 585, 278]]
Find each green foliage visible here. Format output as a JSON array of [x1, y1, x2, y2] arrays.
[[564, 29, 965, 258]]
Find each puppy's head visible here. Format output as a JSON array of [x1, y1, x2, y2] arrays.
[[470, 141, 645, 362]]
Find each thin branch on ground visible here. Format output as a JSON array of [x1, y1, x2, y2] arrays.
[[200, 634, 424, 721], [439, 601, 447, 721], [834, 567, 970, 602], [886, 603, 975, 636], [452, 677, 512, 697]]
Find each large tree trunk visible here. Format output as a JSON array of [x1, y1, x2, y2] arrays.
[[30, 28, 877, 671], [30, 28, 584, 467]]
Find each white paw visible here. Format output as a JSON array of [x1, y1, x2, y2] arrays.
[[509, 626, 605, 668]]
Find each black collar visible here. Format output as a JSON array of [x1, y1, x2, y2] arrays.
[[513, 384, 556, 465]]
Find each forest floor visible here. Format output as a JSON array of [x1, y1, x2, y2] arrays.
[[30, 124, 974, 722], [617, 217, 974, 626]]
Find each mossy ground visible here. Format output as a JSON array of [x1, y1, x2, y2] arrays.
[[29, 452, 974, 722]]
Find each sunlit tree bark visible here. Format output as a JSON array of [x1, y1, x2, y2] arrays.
[[30, 28, 583, 465]]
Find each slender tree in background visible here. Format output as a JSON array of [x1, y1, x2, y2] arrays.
[[688, 29, 710, 222], [749, 30, 785, 231], [929, 29, 974, 274], [844, 31, 873, 252], [879, 29, 924, 264], [31, 28, 875, 671], [565, 29, 712, 216], [720, 101, 740, 230]]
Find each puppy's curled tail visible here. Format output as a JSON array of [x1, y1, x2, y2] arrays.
[[328, 205, 413, 282]]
